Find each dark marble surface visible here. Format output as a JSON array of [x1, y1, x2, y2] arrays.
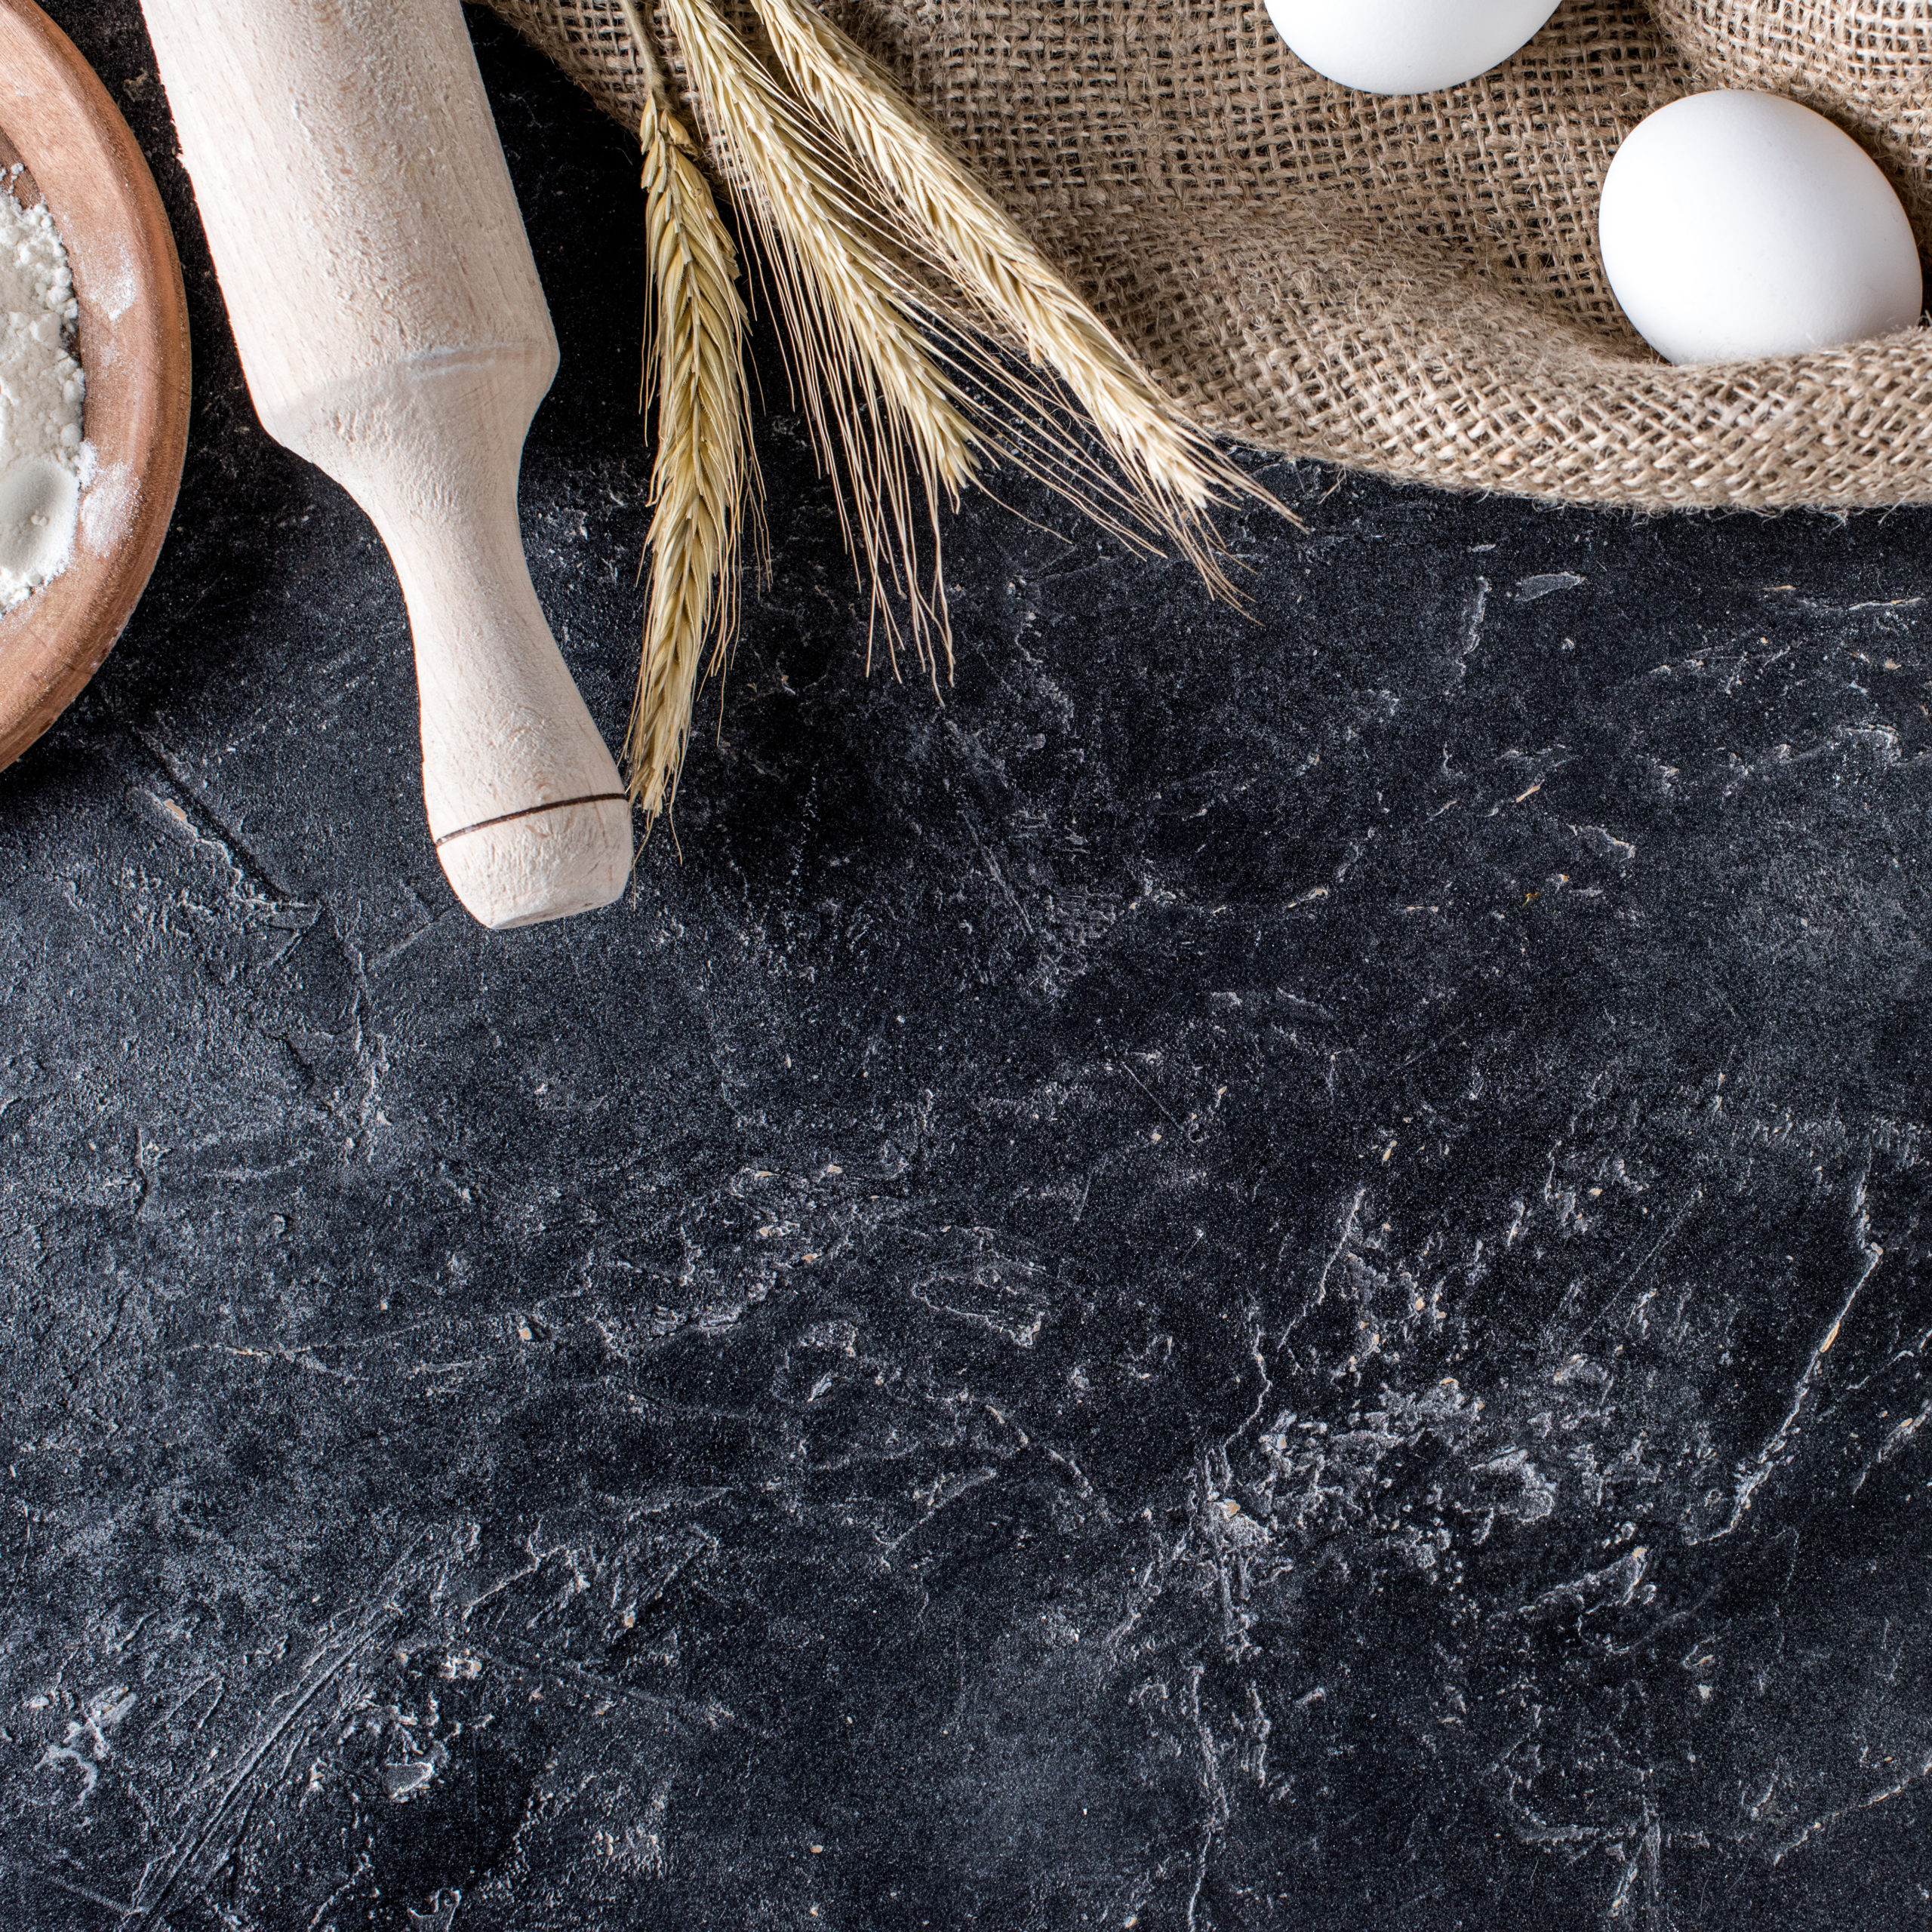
[[8, 6, 1932, 1928]]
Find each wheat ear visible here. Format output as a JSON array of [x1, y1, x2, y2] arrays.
[[744, 0, 1274, 574], [616, 0, 757, 822], [658, 0, 983, 677]]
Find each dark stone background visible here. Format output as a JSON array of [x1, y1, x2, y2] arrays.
[[8, 5, 1932, 1928]]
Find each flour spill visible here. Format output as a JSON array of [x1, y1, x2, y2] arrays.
[[0, 169, 88, 612]]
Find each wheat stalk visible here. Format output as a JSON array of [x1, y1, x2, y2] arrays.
[[616, 0, 757, 822], [743, 0, 1266, 572], [599, 0, 1279, 829], [659, 0, 983, 678]]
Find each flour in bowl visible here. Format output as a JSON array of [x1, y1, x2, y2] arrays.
[[0, 174, 85, 613]]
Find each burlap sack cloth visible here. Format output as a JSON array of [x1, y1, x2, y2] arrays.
[[481, 0, 1932, 512]]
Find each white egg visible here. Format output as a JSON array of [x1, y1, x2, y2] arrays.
[[1263, 0, 1563, 97], [1599, 91, 1924, 365]]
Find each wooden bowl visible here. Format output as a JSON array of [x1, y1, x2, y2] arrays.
[[0, 0, 190, 774]]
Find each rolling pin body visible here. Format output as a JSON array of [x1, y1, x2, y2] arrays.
[[140, 0, 632, 928]]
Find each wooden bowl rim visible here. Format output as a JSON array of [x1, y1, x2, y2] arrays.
[[0, 0, 192, 775]]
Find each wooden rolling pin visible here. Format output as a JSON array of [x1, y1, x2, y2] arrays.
[[140, 0, 632, 929]]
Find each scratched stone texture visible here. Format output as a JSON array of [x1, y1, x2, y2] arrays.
[[7, 5, 1932, 1930]]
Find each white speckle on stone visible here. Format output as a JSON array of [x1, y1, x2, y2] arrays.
[[1515, 571, 1586, 603]]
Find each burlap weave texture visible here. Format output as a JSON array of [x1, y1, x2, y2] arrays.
[[481, 0, 1932, 511]]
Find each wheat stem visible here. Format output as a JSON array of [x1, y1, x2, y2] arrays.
[[744, 0, 1272, 571], [616, 0, 756, 821], [659, 0, 985, 677]]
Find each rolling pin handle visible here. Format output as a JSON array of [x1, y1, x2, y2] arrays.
[[263, 348, 634, 930]]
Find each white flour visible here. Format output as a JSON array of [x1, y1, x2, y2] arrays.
[[0, 176, 86, 613]]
